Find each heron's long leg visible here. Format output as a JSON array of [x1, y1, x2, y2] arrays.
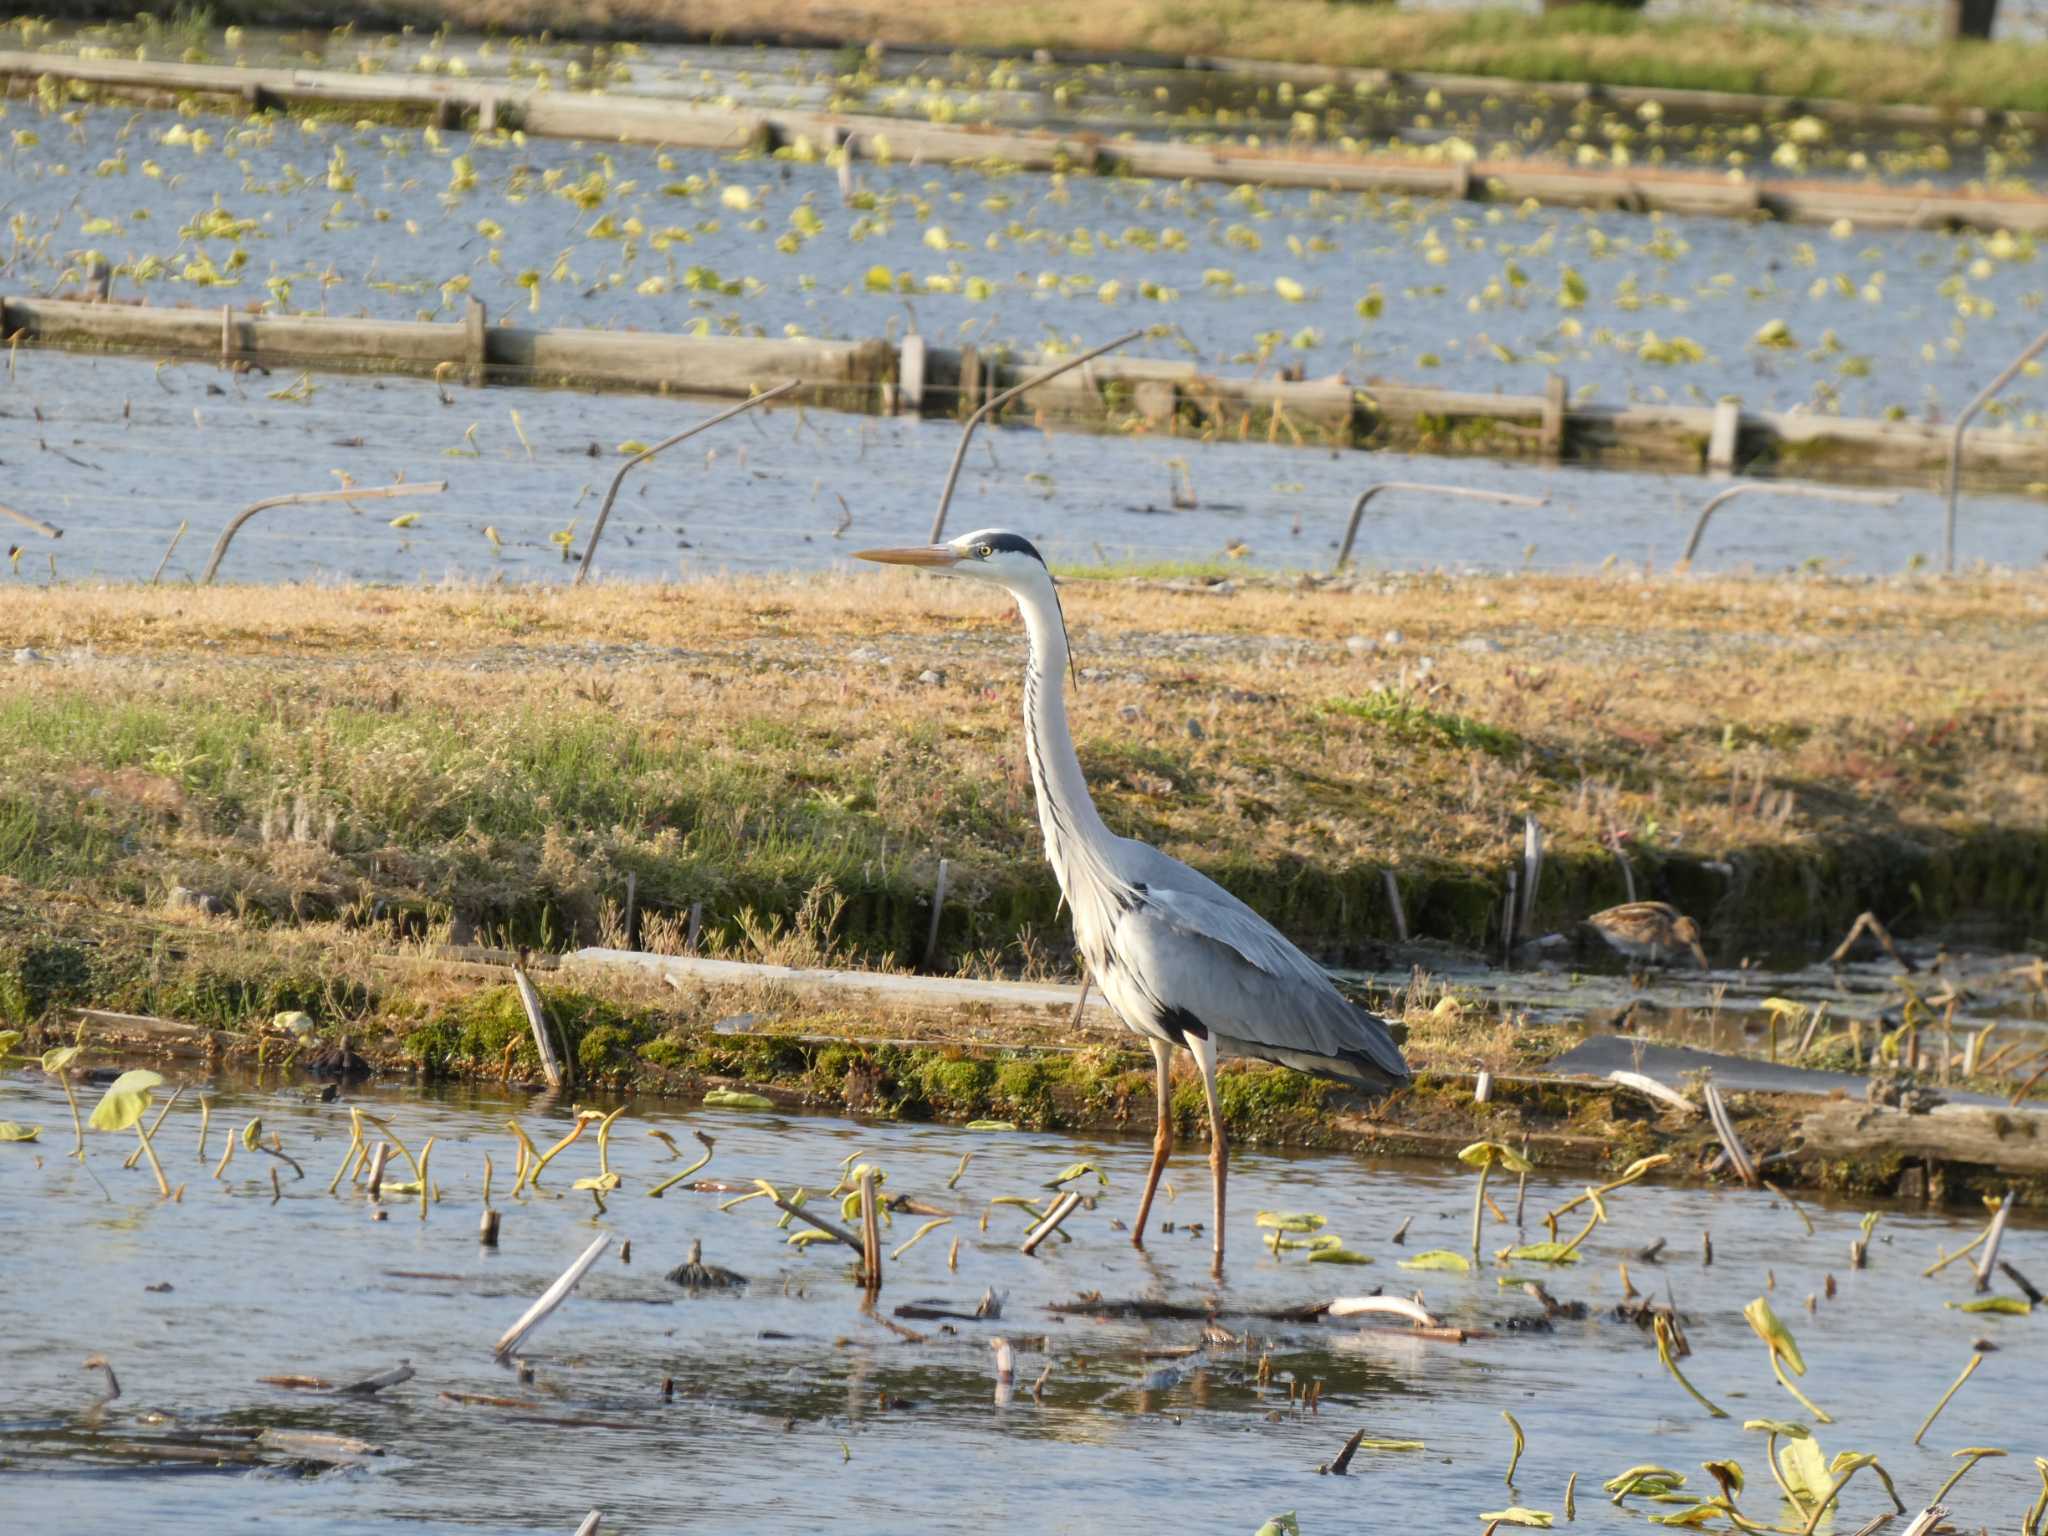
[[1130, 1037, 1175, 1249], [1189, 1033, 1226, 1279]]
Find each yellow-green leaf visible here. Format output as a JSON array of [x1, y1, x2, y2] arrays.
[[702, 1090, 773, 1110], [1948, 1297, 2031, 1315], [0, 1121, 42, 1141], [1500, 1242, 1581, 1264], [1399, 1249, 1472, 1272], [1306, 1247, 1375, 1264], [41, 1045, 83, 1073], [1479, 1508, 1555, 1527], [89, 1069, 163, 1133], [1743, 1297, 1807, 1374], [1256, 1211, 1327, 1233]]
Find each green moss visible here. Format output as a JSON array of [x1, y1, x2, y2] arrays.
[[1322, 691, 1522, 759], [993, 1056, 1061, 1125], [917, 1054, 995, 1118]]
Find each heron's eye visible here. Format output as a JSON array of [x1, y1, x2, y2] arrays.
[[975, 544, 994, 559]]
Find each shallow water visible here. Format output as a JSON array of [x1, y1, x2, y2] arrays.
[[0, 1071, 2040, 1534], [7, 348, 2046, 585], [4, 94, 2046, 427]]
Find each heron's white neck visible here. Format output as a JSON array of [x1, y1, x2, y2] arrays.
[[1012, 576, 1114, 883]]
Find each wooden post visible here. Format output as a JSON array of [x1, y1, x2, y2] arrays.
[[1944, 0, 1999, 38], [684, 900, 703, 954], [511, 965, 565, 1092], [219, 305, 232, 369], [366, 1142, 392, 1199], [493, 1234, 612, 1358], [958, 345, 982, 420], [478, 93, 499, 133], [1382, 868, 1408, 943], [1707, 398, 1741, 475], [858, 1167, 882, 1292], [899, 332, 926, 416], [1540, 373, 1567, 461], [623, 871, 638, 952], [479, 1208, 501, 1246], [464, 296, 487, 389]]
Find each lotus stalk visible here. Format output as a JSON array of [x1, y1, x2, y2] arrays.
[[88, 1069, 170, 1197], [41, 1045, 86, 1160], [1461, 1142, 1533, 1262], [1744, 1298, 1831, 1424], [1656, 1315, 1727, 1419], [1932, 1448, 2006, 1505]]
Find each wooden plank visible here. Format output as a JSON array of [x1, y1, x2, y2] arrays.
[[1799, 1098, 2048, 1176]]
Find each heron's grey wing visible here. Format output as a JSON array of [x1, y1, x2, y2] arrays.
[[1110, 882, 1410, 1088]]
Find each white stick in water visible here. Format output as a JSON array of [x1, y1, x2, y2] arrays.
[[573, 1514, 603, 1536], [493, 1235, 612, 1360], [1327, 1295, 1440, 1328]]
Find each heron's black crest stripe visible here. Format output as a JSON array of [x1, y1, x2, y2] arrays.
[[983, 532, 1045, 562]]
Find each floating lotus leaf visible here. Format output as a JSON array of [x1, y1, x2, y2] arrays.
[[1399, 1249, 1472, 1272], [0, 1121, 42, 1141], [1478, 1508, 1554, 1527], [1255, 1211, 1327, 1233], [701, 1090, 773, 1110]]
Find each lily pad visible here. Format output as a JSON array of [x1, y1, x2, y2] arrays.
[[40, 1045, 83, 1074], [1256, 1211, 1327, 1233], [1479, 1508, 1555, 1527], [1306, 1247, 1375, 1265], [965, 1119, 1019, 1132], [1399, 1249, 1472, 1273], [1499, 1242, 1581, 1264], [0, 1121, 42, 1141], [701, 1090, 774, 1110]]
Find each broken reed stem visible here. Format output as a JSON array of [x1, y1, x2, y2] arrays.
[[1932, 1451, 2000, 1505], [493, 1234, 612, 1360], [1972, 1192, 2014, 1292], [646, 1139, 714, 1198], [124, 1086, 185, 1170], [891, 1217, 951, 1262], [357, 1112, 426, 1192], [1923, 1224, 1991, 1277], [1771, 1350, 1833, 1425], [756, 1182, 863, 1250], [417, 1137, 435, 1220], [482, 1152, 494, 1207], [134, 1122, 171, 1198], [1655, 1314, 1727, 1418], [1763, 1181, 1816, 1236], [213, 1132, 236, 1181], [1502, 1410, 1525, 1485], [1914, 1353, 1983, 1445], [56, 1069, 85, 1161], [1021, 1190, 1084, 1256], [328, 1110, 364, 1195], [366, 1142, 392, 1200], [196, 1096, 211, 1162]]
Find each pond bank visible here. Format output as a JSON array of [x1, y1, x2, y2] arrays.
[[18, 913, 2047, 1210]]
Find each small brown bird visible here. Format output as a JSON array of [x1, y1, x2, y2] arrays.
[[1587, 902, 1708, 970]]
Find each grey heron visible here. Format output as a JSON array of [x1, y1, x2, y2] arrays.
[[856, 530, 1410, 1276]]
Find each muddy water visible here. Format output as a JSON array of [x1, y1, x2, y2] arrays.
[[5, 96, 2047, 427], [0, 1071, 2040, 1533], [8, 348, 2046, 585]]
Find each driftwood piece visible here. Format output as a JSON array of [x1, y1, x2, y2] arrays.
[[1702, 1082, 1760, 1186], [1798, 1101, 2048, 1176], [1020, 1191, 1083, 1256], [330, 1362, 416, 1396]]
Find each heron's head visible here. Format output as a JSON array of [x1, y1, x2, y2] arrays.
[[854, 529, 1051, 594]]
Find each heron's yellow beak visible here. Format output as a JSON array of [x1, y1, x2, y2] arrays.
[[853, 545, 960, 567]]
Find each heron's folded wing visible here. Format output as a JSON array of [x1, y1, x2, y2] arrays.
[[1116, 885, 1409, 1083]]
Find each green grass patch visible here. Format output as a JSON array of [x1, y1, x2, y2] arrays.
[[1321, 690, 1522, 759]]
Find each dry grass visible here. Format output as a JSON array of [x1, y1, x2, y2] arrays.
[[4, 568, 2043, 971]]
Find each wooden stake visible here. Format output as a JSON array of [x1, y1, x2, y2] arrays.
[[479, 1208, 501, 1246], [511, 965, 564, 1092], [366, 1142, 392, 1200], [1383, 869, 1408, 943], [859, 1166, 882, 1291]]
